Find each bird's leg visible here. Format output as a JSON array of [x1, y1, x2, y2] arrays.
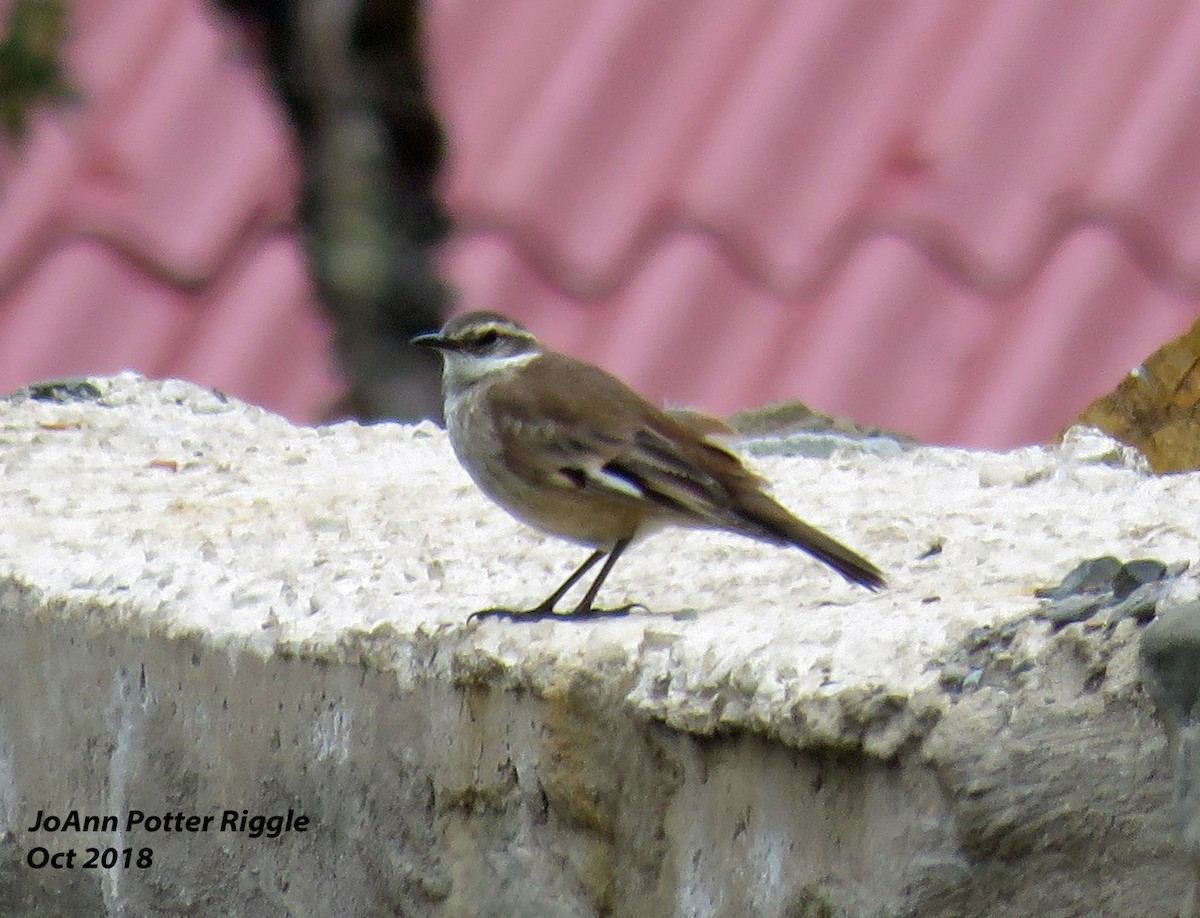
[[560, 538, 641, 619], [471, 548, 605, 621], [470, 540, 641, 622], [529, 548, 609, 616]]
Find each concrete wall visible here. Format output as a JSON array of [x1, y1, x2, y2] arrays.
[[0, 375, 1195, 916]]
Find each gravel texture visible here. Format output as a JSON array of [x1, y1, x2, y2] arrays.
[[1, 374, 1199, 917]]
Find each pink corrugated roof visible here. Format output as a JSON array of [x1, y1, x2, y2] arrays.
[[0, 0, 341, 421], [5, 1, 1200, 443], [428, 0, 1200, 446]]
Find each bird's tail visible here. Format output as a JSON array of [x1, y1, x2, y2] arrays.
[[736, 492, 886, 591]]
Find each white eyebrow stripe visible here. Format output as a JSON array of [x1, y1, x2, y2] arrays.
[[470, 351, 538, 372]]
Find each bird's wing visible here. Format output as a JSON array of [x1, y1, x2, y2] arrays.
[[487, 353, 886, 589], [489, 353, 759, 521]]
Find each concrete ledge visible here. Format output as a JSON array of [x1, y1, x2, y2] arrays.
[[0, 374, 1195, 916]]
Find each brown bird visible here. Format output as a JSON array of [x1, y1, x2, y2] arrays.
[[413, 311, 884, 619]]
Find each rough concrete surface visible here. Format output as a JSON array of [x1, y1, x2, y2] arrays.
[[0, 374, 1196, 917]]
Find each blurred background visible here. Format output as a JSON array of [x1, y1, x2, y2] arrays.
[[3, 0, 1200, 447]]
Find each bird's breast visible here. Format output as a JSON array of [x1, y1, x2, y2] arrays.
[[444, 384, 645, 546]]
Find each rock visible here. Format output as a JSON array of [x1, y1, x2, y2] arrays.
[[1141, 602, 1200, 917], [0, 377, 1198, 916], [1116, 559, 1170, 600], [1140, 601, 1200, 736], [1035, 555, 1123, 600], [1035, 555, 1180, 628], [1108, 581, 1171, 625], [1042, 592, 1108, 627]]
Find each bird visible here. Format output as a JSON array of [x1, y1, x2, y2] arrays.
[[412, 311, 885, 620]]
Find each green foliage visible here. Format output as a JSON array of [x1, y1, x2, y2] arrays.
[[0, 0, 73, 141]]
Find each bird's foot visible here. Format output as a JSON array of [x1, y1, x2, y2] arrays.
[[468, 602, 647, 623], [560, 601, 647, 620]]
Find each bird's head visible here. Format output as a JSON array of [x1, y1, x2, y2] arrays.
[[412, 312, 543, 389]]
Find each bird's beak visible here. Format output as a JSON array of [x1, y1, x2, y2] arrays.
[[411, 332, 459, 351]]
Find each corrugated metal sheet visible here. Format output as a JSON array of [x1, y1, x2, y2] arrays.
[[429, 0, 1200, 446], [0, 0, 342, 421], [5, 0, 1200, 443]]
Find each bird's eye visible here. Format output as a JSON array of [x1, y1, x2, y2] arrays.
[[476, 330, 499, 347]]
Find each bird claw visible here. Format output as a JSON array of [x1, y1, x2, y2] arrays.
[[562, 602, 646, 620], [467, 602, 647, 623]]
